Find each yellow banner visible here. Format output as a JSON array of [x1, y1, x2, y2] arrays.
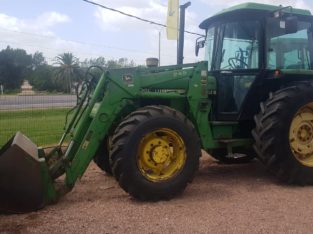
[[166, 0, 179, 40]]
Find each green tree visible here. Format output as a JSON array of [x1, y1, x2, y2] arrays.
[[54, 52, 81, 93], [106, 57, 136, 69], [32, 51, 46, 70], [81, 56, 106, 67], [0, 46, 32, 91], [81, 57, 136, 69], [29, 65, 57, 92]]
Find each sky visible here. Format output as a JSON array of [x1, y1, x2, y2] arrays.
[[1, 0, 313, 66]]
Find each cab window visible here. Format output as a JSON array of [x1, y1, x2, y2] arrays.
[[267, 20, 312, 69]]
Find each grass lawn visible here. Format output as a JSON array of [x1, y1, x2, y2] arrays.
[[0, 108, 70, 147]]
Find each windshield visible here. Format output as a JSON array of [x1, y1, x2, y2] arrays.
[[205, 20, 260, 71], [218, 21, 260, 70], [267, 19, 313, 69]]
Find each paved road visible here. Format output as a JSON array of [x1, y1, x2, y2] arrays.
[[0, 95, 77, 110]]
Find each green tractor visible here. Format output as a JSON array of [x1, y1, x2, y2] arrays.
[[1, 3, 313, 213]]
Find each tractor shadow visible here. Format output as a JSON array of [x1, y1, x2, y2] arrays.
[[198, 150, 273, 179], [198, 156, 271, 183], [182, 153, 279, 201]]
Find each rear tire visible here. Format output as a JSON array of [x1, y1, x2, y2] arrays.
[[110, 105, 201, 201], [252, 83, 313, 184]]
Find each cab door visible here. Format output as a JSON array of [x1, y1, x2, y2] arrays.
[[210, 20, 261, 121]]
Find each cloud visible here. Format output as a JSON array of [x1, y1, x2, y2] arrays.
[[94, 0, 154, 9], [0, 14, 19, 30], [92, 0, 200, 34], [0, 11, 75, 63], [36, 12, 70, 28], [0, 12, 70, 36], [92, 0, 203, 65], [94, 1, 167, 32]]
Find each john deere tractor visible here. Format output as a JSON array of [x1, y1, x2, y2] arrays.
[[1, 3, 313, 213]]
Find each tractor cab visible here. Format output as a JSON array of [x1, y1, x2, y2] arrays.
[[198, 3, 313, 121]]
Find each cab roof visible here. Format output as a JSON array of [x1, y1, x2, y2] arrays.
[[199, 2, 312, 29]]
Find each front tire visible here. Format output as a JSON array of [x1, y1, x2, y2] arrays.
[[110, 106, 201, 200], [253, 83, 313, 184]]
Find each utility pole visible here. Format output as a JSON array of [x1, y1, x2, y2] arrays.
[[177, 1, 191, 65]]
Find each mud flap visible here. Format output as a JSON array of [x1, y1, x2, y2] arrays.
[[0, 132, 54, 213]]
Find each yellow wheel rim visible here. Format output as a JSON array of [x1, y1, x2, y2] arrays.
[[137, 128, 186, 182], [289, 103, 313, 167]]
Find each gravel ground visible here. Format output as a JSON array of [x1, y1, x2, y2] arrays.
[[1, 152, 313, 234]]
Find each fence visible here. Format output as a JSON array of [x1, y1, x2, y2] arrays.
[[0, 95, 76, 148]]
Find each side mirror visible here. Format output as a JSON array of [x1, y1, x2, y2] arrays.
[[285, 16, 298, 34], [195, 37, 205, 56]]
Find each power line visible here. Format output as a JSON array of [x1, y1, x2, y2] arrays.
[[0, 37, 175, 63], [82, 0, 205, 37], [0, 27, 161, 57], [0, 27, 185, 59], [0, 41, 148, 64]]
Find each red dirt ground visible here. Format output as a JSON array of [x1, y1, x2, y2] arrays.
[[1, 153, 313, 234]]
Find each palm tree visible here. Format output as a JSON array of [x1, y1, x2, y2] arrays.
[[54, 52, 80, 93]]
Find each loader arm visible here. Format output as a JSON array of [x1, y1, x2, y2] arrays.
[[54, 71, 136, 191]]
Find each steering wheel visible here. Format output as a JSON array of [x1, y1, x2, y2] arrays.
[[228, 57, 248, 69]]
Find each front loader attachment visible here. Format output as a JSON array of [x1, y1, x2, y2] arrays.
[[0, 70, 132, 213], [0, 132, 56, 213]]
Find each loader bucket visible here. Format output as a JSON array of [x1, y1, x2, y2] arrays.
[[0, 132, 56, 213]]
